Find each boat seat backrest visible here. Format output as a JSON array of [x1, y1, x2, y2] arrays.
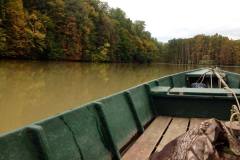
[[0, 129, 41, 160], [157, 77, 173, 87], [35, 106, 114, 160], [99, 93, 138, 150], [60, 105, 113, 160], [172, 73, 187, 87], [36, 118, 83, 160], [226, 73, 240, 88], [128, 85, 154, 126]]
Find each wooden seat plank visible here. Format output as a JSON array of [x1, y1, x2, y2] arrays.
[[122, 116, 171, 160], [156, 117, 189, 152], [189, 118, 208, 130]]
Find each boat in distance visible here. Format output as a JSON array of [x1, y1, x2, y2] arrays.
[[0, 68, 239, 160]]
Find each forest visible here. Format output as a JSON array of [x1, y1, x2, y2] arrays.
[[163, 34, 240, 65], [0, 0, 240, 65]]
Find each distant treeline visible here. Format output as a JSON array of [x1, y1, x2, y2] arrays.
[[163, 34, 240, 65], [0, 0, 240, 64]]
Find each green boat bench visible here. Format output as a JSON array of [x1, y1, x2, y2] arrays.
[[151, 87, 240, 96]]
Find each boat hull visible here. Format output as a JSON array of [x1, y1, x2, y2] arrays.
[[0, 68, 239, 160]]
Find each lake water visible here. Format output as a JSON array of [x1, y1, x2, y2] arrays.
[[0, 60, 239, 133]]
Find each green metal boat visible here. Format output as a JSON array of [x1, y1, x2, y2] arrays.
[[1, 68, 239, 160]]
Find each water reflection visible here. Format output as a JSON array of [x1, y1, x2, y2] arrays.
[[0, 60, 238, 133]]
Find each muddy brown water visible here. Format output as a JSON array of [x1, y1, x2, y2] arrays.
[[0, 60, 239, 133]]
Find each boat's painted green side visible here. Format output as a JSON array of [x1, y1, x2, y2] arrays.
[[151, 71, 240, 120], [152, 95, 234, 119], [0, 68, 239, 160]]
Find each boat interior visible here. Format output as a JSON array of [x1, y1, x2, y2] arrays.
[[0, 68, 239, 160], [150, 68, 240, 120]]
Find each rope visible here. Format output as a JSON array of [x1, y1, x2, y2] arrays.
[[212, 68, 240, 112], [212, 68, 240, 139], [224, 88, 240, 112], [195, 70, 211, 84]]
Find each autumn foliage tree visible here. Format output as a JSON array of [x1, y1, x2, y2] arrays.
[[0, 0, 240, 65], [4, 0, 29, 56], [0, 0, 162, 63]]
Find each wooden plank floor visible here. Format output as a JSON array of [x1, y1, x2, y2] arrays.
[[155, 117, 189, 152], [122, 117, 171, 160], [123, 116, 208, 160]]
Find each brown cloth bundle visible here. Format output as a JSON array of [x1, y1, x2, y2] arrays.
[[150, 119, 240, 160]]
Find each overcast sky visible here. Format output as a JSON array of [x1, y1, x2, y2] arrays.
[[102, 0, 240, 42]]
